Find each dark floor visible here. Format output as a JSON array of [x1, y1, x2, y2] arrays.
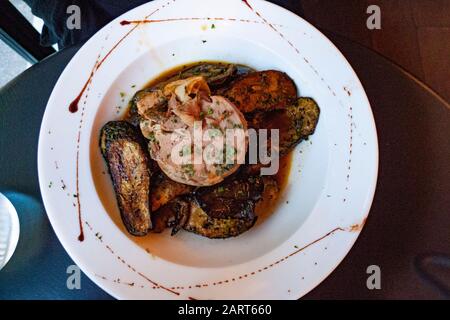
[[299, 0, 450, 102]]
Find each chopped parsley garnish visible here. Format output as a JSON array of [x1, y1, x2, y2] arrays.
[[182, 164, 195, 177], [208, 129, 221, 138], [179, 144, 191, 157], [147, 132, 156, 143]]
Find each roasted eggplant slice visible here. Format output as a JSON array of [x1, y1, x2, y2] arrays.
[[183, 200, 257, 239], [126, 89, 153, 127], [151, 176, 277, 238], [178, 63, 237, 89], [151, 196, 191, 235], [100, 121, 153, 236], [249, 97, 320, 156], [295, 97, 321, 137], [194, 176, 265, 219], [151, 171, 194, 212], [224, 70, 297, 113], [152, 197, 257, 239], [127, 87, 171, 127]]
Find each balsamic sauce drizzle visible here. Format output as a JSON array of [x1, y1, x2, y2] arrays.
[[70, 3, 170, 241]]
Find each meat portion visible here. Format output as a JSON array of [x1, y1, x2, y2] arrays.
[[151, 175, 278, 238], [100, 121, 153, 236], [137, 76, 249, 187], [224, 70, 297, 113]]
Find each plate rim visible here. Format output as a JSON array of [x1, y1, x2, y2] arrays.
[[38, 0, 379, 300]]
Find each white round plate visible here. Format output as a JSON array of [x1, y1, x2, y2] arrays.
[[38, 0, 378, 300]]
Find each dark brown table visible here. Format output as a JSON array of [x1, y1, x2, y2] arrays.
[[0, 31, 449, 299]]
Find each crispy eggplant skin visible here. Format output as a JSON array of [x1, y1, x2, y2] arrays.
[[177, 63, 237, 89], [151, 196, 191, 235], [151, 171, 194, 212], [100, 121, 152, 236], [249, 97, 320, 156], [152, 197, 257, 239], [184, 201, 257, 239], [126, 88, 162, 127], [195, 176, 265, 219], [295, 97, 321, 137], [151, 176, 278, 238], [224, 70, 297, 113]]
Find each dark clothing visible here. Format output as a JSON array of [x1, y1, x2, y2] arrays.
[[24, 0, 302, 49]]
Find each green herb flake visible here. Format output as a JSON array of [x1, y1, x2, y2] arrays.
[[147, 132, 156, 143], [182, 164, 195, 177], [208, 129, 221, 138], [179, 145, 191, 157]]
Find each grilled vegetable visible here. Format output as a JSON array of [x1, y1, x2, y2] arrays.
[[151, 176, 278, 238], [194, 175, 265, 219], [295, 97, 321, 137], [151, 196, 191, 235], [177, 63, 237, 89], [224, 70, 297, 113], [183, 200, 257, 239], [126, 89, 155, 127], [151, 171, 194, 212], [100, 121, 153, 236], [152, 196, 257, 239], [249, 97, 320, 156]]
